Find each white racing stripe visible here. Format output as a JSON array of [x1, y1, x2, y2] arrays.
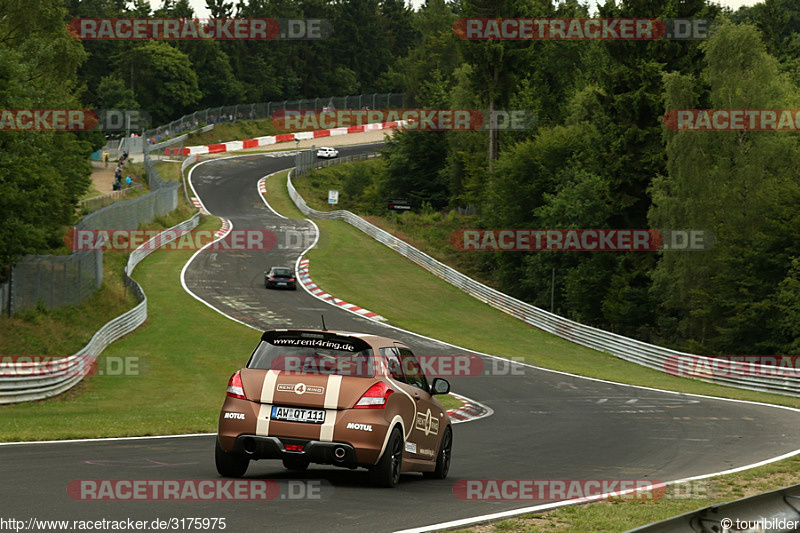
[[319, 410, 337, 442], [324, 375, 342, 409], [261, 370, 280, 404], [318, 375, 342, 442], [256, 404, 271, 436]]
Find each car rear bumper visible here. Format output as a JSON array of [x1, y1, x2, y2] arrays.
[[233, 435, 360, 468], [265, 281, 296, 288]]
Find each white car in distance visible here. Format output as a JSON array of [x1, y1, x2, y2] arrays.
[[317, 147, 339, 159]]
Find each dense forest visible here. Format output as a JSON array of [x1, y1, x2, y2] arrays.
[[2, 0, 800, 356]]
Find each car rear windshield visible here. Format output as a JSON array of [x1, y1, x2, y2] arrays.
[[272, 269, 292, 276], [247, 338, 375, 378]]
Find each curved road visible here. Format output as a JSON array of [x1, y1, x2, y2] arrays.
[[3, 144, 800, 532]]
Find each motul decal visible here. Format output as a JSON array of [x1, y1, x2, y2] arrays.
[[346, 422, 373, 432]]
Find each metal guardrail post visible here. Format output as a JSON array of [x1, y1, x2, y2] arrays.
[[627, 483, 800, 532]]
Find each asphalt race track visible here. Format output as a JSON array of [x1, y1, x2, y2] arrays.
[[3, 144, 800, 532]]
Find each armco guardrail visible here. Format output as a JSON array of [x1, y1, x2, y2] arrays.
[[0, 213, 201, 404], [287, 170, 800, 398], [628, 483, 800, 532]]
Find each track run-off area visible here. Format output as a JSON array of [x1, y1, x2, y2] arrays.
[[3, 144, 800, 532]]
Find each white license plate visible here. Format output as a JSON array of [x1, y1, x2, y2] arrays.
[[271, 406, 325, 424], [278, 282, 287, 285]]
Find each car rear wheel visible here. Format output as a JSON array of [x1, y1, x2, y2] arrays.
[[215, 438, 249, 478], [369, 427, 403, 488], [423, 426, 452, 479], [282, 457, 310, 471]]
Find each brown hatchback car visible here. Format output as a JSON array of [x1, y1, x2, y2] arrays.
[[216, 328, 453, 487]]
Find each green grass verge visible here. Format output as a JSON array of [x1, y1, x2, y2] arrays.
[[185, 119, 286, 146], [0, 199, 197, 357], [450, 454, 800, 532], [154, 161, 182, 181], [0, 251, 138, 356], [0, 214, 263, 440]]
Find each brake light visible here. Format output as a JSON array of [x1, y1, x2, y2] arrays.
[[285, 444, 304, 452], [289, 278, 295, 282], [354, 382, 393, 409], [268, 277, 275, 281], [226, 371, 247, 399]]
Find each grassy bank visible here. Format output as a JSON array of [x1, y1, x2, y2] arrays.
[[272, 170, 800, 409], [266, 167, 800, 532], [0, 213, 255, 440]]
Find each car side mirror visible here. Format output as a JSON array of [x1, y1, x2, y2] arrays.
[[430, 378, 450, 395]]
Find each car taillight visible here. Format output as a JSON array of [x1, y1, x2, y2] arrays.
[[354, 382, 393, 409], [268, 277, 275, 281], [226, 371, 247, 400], [289, 278, 295, 282]]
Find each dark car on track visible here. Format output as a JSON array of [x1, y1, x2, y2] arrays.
[[215, 328, 453, 487], [265, 266, 296, 290]]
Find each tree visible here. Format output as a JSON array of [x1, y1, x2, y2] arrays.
[[119, 41, 202, 124], [0, 0, 92, 275], [649, 22, 800, 353], [96, 76, 139, 109]]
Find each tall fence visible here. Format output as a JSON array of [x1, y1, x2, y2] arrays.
[[0, 213, 201, 403], [7, 251, 103, 314], [286, 170, 800, 398], [79, 185, 146, 214], [4, 152, 180, 315], [294, 150, 382, 177], [142, 93, 405, 145]]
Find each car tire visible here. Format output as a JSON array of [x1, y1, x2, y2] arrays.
[[369, 427, 403, 488], [282, 457, 310, 471], [215, 438, 249, 478], [423, 426, 452, 479]]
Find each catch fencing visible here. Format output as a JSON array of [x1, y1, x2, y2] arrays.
[[143, 93, 405, 145], [79, 185, 146, 214], [5, 153, 180, 315], [0, 213, 201, 404], [294, 150, 382, 177], [287, 170, 800, 398]]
